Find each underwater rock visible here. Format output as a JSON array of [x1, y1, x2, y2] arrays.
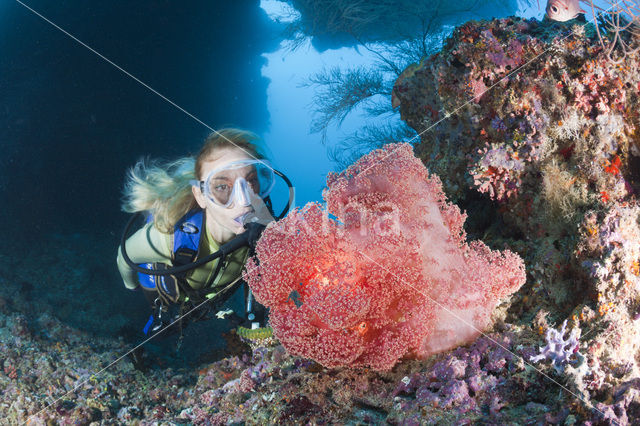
[[394, 14, 640, 424]]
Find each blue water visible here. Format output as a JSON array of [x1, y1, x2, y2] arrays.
[[1, 1, 285, 237], [1, 0, 289, 365]]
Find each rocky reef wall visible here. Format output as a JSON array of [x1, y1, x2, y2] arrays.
[[394, 15, 640, 423]]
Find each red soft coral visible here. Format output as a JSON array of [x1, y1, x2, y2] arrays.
[[243, 143, 526, 370]]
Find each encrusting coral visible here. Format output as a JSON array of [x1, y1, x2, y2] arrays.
[[393, 13, 640, 423]]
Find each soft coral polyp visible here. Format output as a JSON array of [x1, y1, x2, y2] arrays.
[[244, 143, 526, 370]]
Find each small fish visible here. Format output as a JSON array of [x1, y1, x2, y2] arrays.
[[215, 308, 234, 319], [545, 0, 586, 22], [287, 290, 303, 308]]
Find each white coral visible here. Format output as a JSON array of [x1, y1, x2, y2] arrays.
[[531, 320, 583, 373]]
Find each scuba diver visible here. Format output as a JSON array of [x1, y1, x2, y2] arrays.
[[116, 128, 293, 342]]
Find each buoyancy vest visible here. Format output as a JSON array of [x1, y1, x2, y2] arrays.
[[137, 209, 220, 305]]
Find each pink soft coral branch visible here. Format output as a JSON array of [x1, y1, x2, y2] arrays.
[[244, 143, 526, 370]]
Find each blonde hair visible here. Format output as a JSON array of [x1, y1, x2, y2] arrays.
[[121, 128, 265, 233]]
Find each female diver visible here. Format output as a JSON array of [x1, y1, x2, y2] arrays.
[[116, 128, 286, 338]]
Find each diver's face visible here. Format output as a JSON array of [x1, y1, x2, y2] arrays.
[[193, 148, 256, 240]]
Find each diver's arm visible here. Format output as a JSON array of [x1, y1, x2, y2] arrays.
[[116, 222, 173, 290]]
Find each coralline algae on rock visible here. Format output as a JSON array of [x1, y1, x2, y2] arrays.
[[393, 13, 640, 425]]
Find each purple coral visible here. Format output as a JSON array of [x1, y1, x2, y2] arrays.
[[388, 332, 537, 422], [530, 320, 582, 373], [482, 29, 525, 73]]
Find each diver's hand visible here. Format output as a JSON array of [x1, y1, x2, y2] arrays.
[[245, 191, 275, 226]]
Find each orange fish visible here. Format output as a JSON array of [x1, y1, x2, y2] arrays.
[[544, 0, 586, 22]]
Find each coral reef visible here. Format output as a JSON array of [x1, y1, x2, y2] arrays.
[[244, 143, 525, 371], [0, 305, 199, 424], [0, 295, 581, 425], [4, 13, 640, 425], [0, 297, 594, 425], [393, 14, 640, 423]]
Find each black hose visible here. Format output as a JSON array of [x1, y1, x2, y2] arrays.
[[120, 168, 294, 276], [274, 169, 294, 220], [121, 212, 233, 275]]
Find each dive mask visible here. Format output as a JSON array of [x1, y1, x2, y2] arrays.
[[191, 159, 275, 208]]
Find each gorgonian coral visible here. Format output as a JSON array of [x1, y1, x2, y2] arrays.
[[244, 143, 526, 370]]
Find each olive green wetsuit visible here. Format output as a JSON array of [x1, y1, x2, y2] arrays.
[[116, 220, 249, 298]]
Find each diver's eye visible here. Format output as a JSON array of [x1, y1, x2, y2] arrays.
[[214, 184, 228, 192], [551, 6, 558, 12], [246, 174, 259, 190]]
